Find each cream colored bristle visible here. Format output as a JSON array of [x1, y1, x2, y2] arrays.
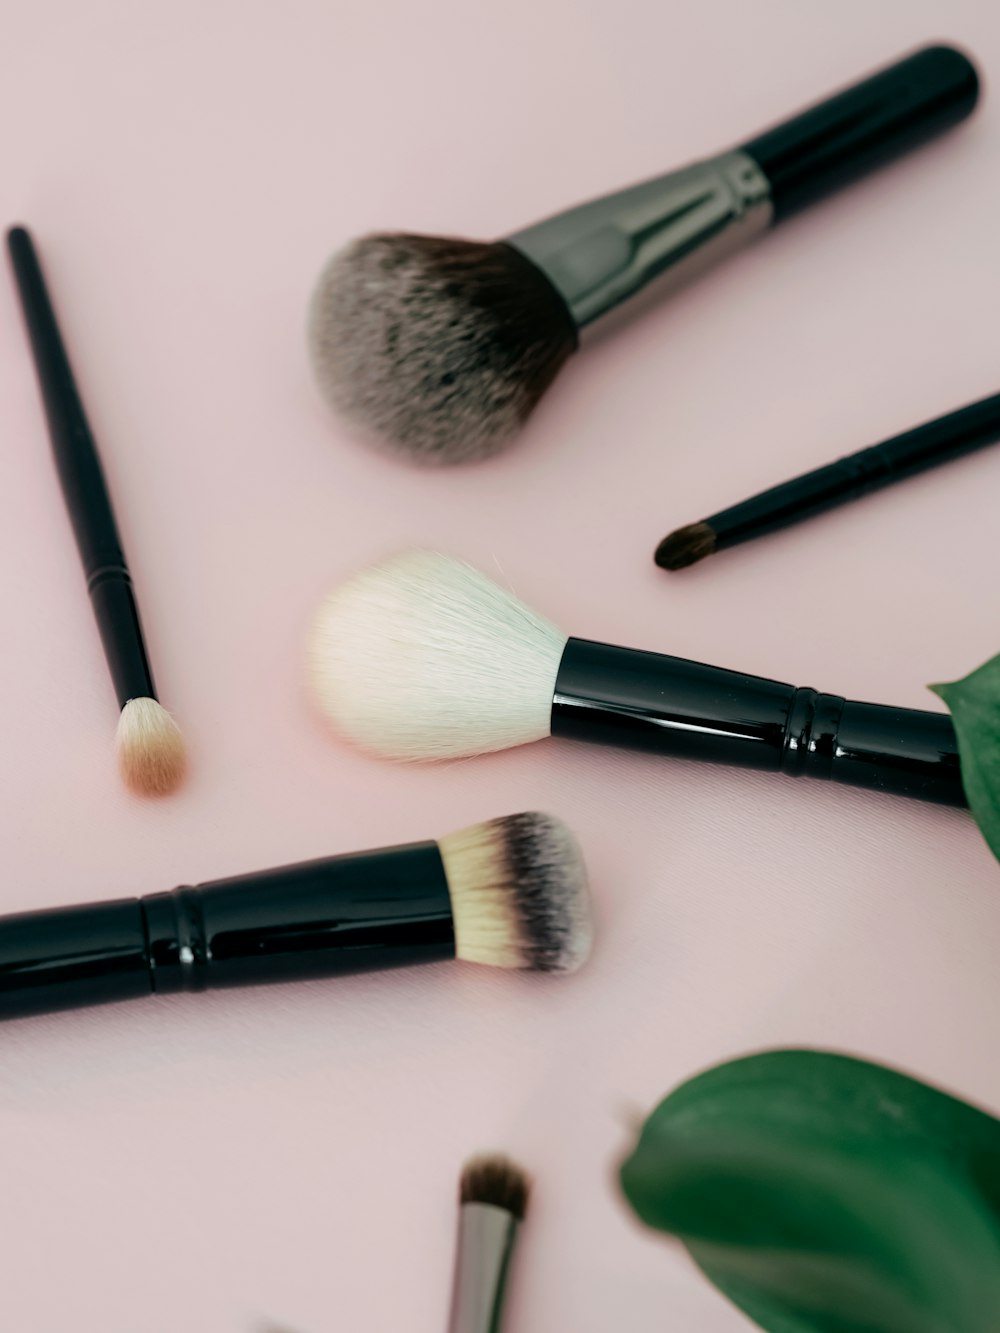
[[116, 697, 187, 797], [438, 813, 592, 973], [307, 550, 568, 761]]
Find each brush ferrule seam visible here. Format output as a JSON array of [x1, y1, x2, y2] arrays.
[[507, 149, 773, 329], [86, 563, 130, 593]]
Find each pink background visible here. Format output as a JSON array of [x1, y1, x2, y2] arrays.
[[1, 2, 999, 1329]]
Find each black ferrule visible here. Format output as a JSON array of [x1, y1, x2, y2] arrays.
[[551, 638, 964, 807], [0, 841, 455, 1020], [710, 391, 1000, 551], [742, 45, 979, 222], [88, 570, 157, 706]]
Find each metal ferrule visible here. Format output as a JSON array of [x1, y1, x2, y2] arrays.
[[447, 1203, 520, 1333], [506, 150, 773, 331]]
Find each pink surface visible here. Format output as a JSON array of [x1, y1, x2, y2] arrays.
[[1, 2, 999, 1329]]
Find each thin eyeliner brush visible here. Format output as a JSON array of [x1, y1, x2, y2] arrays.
[[655, 391, 1000, 570], [7, 226, 186, 795]]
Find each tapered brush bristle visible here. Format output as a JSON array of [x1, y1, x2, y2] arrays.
[[116, 697, 187, 797], [307, 233, 577, 464], [654, 521, 717, 570], [308, 550, 567, 761], [460, 1154, 531, 1219], [439, 813, 592, 973]]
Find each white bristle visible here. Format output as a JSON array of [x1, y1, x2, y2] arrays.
[[308, 551, 568, 761], [439, 813, 592, 973]]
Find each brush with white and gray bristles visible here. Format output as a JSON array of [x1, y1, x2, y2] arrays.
[[0, 812, 593, 1021], [307, 550, 966, 807], [447, 1154, 531, 1333], [7, 226, 186, 797], [307, 47, 979, 464]]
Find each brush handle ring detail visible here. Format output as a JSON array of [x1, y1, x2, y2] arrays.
[[551, 639, 964, 806], [0, 843, 455, 1020]]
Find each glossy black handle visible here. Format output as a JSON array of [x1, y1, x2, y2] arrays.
[[742, 45, 980, 221], [551, 639, 964, 806], [0, 843, 455, 1020], [710, 391, 1000, 551], [7, 225, 158, 706], [6, 227, 124, 577]]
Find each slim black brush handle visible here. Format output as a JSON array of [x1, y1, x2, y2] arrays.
[[742, 45, 979, 221], [6, 226, 156, 707], [0, 841, 455, 1020], [709, 391, 1000, 552], [552, 639, 963, 807]]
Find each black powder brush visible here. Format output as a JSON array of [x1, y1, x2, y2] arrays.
[[308, 45, 979, 464], [656, 390, 1000, 570], [309, 551, 963, 808], [6, 225, 186, 796], [0, 813, 592, 1021]]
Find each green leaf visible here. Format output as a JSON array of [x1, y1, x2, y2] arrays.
[[931, 653, 1000, 862], [619, 1050, 1000, 1333]]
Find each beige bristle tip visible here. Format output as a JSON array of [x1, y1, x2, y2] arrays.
[[460, 1154, 531, 1218], [116, 698, 187, 797]]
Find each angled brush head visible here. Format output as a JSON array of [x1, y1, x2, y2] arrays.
[[116, 697, 187, 797], [307, 234, 577, 465], [460, 1154, 531, 1219], [439, 812, 592, 974], [308, 550, 567, 761], [654, 521, 717, 570]]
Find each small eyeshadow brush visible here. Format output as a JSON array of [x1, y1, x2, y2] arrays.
[[7, 226, 186, 796], [448, 1155, 531, 1333], [0, 813, 592, 1021], [309, 551, 963, 808], [309, 45, 979, 463], [656, 390, 1000, 570]]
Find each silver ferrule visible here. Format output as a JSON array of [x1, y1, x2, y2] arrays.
[[506, 149, 773, 332], [447, 1203, 520, 1333]]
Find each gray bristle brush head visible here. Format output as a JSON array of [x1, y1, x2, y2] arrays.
[[307, 550, 568, 761], [307, 234, 578, 465], [441, 812, 592, 974]]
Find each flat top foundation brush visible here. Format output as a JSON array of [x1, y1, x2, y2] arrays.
[[6, 226, 186, 797], [0, 812, 592, 1021], [308, 44, 978, 464], [309, 551, 963, 808], [656, 389, 1000, 571]]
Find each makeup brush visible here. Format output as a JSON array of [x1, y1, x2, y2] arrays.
[[309, 44, 979, 465], [448, 1154, 531, 1333], [0, 812, 592, 1020], [6, 226, 185, 797], [309, 551, 963, 807], [656, 390, 1000, 570]]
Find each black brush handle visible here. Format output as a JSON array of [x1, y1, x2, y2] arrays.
[[6, 225, 155, 707], [0, 842, 454, 1020], [709, 391, 1000, 551], [551, 639, 963, 807], [742, 45, 979, 221]]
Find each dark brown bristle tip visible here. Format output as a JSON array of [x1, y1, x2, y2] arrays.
[[308, 234, 578, 464], [654, 521, 717, 571], [460, 1155, 531, 1219], [497, 812, 592, 973]]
